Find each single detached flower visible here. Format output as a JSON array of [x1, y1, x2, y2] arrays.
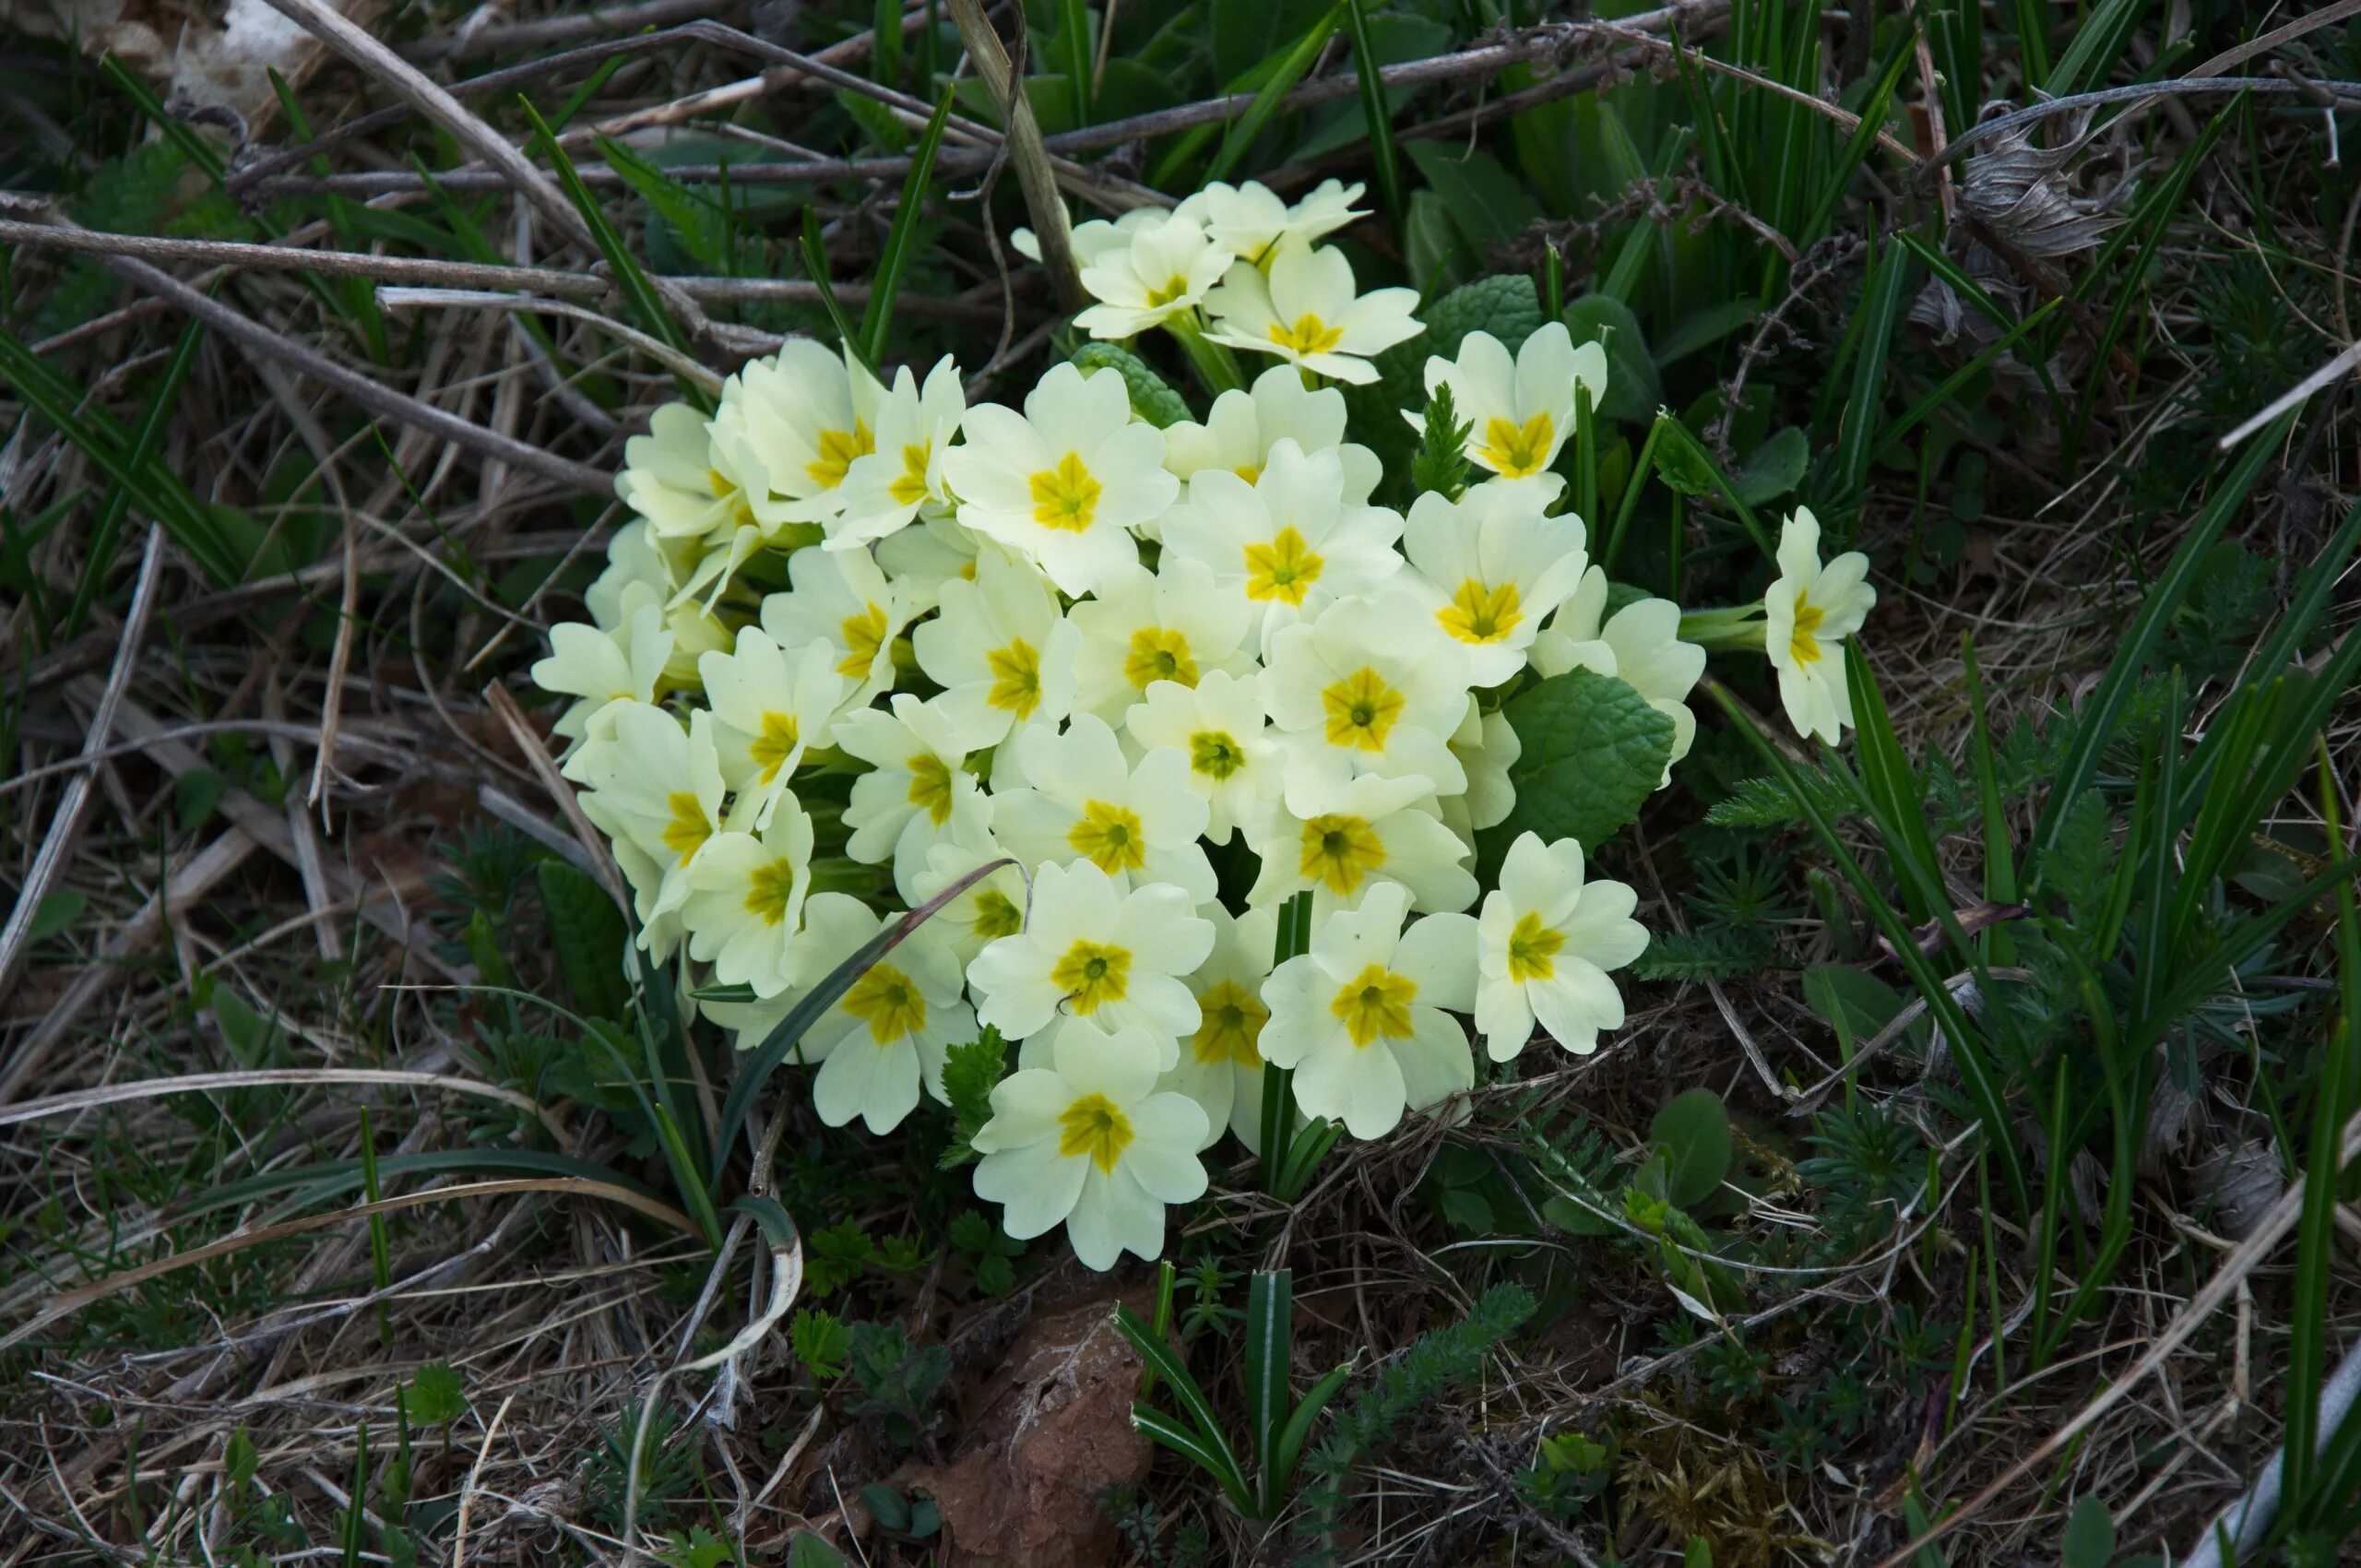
[[971, 1017, 1210, 1271], [1764, 506, 1876, 745], [675, 797, 818, 997], [1203, 240, 1421, 385], [1399, 481, 1591, 688], [1474, 832, 1647, 1060], [967, 860, 1213, 1041], [943, 362, 1177, 595], [1259, 881, 1478, 1138], [1411, 322, 1604, 487]]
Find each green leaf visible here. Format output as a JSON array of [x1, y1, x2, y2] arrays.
[[404, 1363, 467, 1427], [1650, 1088, 1732, 1207], [1736, 427, 1809, 505], [1421, 272, 1543, 357], [1211, 0, 1332, 90], [1498, 669, 1673, 851], [785, 1529, 850, 1568], [938, 1027, 1009, 1170], [1244, 1270, 1292, 1510], [861, 88, 957, 361], [26, 890, 84, 943], [1801, 964, 1905, 1040], [539, 860, 629, 1021], [2059, 1494, 2115, 1568], [1340, 0, 1403, 240], [1070, 344, 1192, 429], [596, 136, 730, 273], [1202, 4, 1342, 186], [1406, 140, 1543, 265], [1410, 381, 1472, 499], [1562, 293, 1661, 425]]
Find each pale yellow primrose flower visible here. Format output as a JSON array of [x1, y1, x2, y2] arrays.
[[1399, 481, 1592, 688], [758, 543, 914, 709], [1158, 438, 1406, 653], [833, 354, 966, 552], [911, 549, 1080, 745], [1161, 362, 1383, 508], [1178, 178, 1367, 262], [834, 693, 998, 892], [530, 583, 670, 748], [1410, 322, 1605, 492], [675, 795, 817, 998], [1067, 556, 1254, 725], [903, 826, 1030, 966], [695, 628, 847, 829], [614, 400, 757, 543], [1203, 239, 1421, 385], [1123, 668, 1280, 847], [1259, 881, 1478, 1139], [1474, 832, 1647, 1061], [718, 339, 884, 526], [563, 701, 726, 946], [1764, 506, 1876, 745], [971, 1017, 1209, 1272], [989, 714, 1217, 904], [1530, 565, 1707, 782], [1245, 770, 1477, 916], [966, 859, 1213, 1044], [942, 362, 1177, 596], [1075, 211, 1234, 339], [1261, 592, 1475, 802], [1159, 903, 1276, 1151]]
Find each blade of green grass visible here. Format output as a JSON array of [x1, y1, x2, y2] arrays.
[[1197, 5, 1343, 189], [861, 88, 957, 362], [1244, 1269, 1290, 1510], [1059, 0, 1094, 124], [801, 208, 885, 385], [1342, 0, 1404, 242]]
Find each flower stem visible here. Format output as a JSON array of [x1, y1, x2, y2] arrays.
[[1678, 602, 1770, 652], [1167, 313, 1244, 396], [1258, 890, 1313, 1195]]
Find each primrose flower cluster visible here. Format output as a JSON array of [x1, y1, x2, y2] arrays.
[[534, 179, 1875, 1271]]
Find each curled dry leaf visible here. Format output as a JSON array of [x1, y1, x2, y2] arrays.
[[1957, 108, 2129, 259], [912, 1293, 1153, 1568]]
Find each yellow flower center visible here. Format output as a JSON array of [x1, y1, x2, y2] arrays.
[[888, 442, 931, 506], [1506, 909, 1565, 982], [1789, 589, 1826, 666], [1057, 1091, 1135, 1172], [842, 962, 927, 1043], [1029, 452, 1103, 532], [1189, 730, 1246, 781], [1192, 979, 1269, 1067], [986, 637, 1044, 718], [1233, 461, 1263, 484], [1123, 626, 1198, 691], [1145, 274, 1193, 308], [1437, 579, 1523, 645], [742, 855, 801, 927], [1267, 313, 1346, 357], [807, 420, 875, 492], [1242, 526, 1324, 605], [972, 887, 1025, 941], [749, 710, 800, 784], [1067, 800, 1147, 876], [1321, 667, 1406, 753], [1299, 813, 1386, 897], [707, 468, 757, 529], [838, 602, 890, 680], [661, 791, 711, 858], [1329, 962, 1418, 1047], [1476, 412, 1555, 478], [907, 753, 957, 826], [1050, 938, 1133, 1016]]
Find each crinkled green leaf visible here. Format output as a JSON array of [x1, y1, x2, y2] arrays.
[[1071, 343, 1193, 429], [1736, 426, 1810, 505], [1650, 1088, 1732, 1207], [540, 859, 630, 1022], [1498, 668, 1672, 850]]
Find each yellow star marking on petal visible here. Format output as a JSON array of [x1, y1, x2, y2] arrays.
[[1329, 962, 1418, 1047], [888, 442, 932, 506], [748, 711, 801, 784], [1189, 730, 1247, 781], [1788, 589, 1827, 666], [985, 637, 1044, 718], [1436, 579, 1523, 645], [1192, 979, 1269, 1067], [1506, 910, 1565, 982], [806, 420, 875, 492], [838, 602, 890, 680], [1123, 626, 1198, 691], [661, 792, 712, 858], [1242, 526, 1324, 605], [1050, 938, 1133, 1015], [1321, 667, 1406, 753], [1057, 1091, 1134, 1172], [1028, 452, 1103, 532], [1232, 462, 1263, 484], [1299, 813, 1386, 897], [1145, 275, 1194, 308], [1067, 801, 1148, 876], [742, 856, 802, 926], [972, 887, 1025, 942], [708, 469, 757, 529], [842, 962, 927, 1043], [907, 753, 957, 826], [1475, 412, 1555, 477], [1266, 313, 1346, 357]]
